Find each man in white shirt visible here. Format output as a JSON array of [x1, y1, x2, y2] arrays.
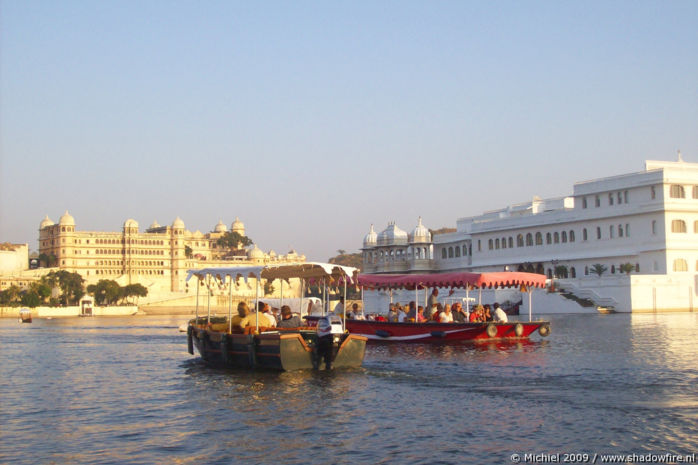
[[493, 302, 508, 323]]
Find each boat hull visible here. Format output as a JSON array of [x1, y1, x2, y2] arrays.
[[335, 319, 550, 342], [188, 325, 367, 371]]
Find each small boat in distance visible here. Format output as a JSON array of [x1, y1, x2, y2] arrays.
[[19, 308, 32, 323], [185, 262, 367, 371], [312, 271, 551, 343]]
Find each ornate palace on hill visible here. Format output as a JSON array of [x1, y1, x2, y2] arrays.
[[38, 214, 305, 293]]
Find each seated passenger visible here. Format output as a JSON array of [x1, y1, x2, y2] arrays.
[[483, 304, 493, 322], [387, 304, 398, 322], [469, 305, 483, 323], [258, 301, 276, 327], [439, 304, 454, 323], [493, 302, 508, 323], [277, 305, 302, 328], [348, 302, 360, 319], [452, 302, 466, 323], [230, 302, 251, 331], [417, 306, 427, 323]]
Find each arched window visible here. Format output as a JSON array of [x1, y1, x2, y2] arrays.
[[618, 225, 624, 237], [582, 228, 587, 241], [455, 246, 461, 257], [596, 227, 601, 239], [693, 186, 698, 199], [561, 231, 567, 243], [517, 234, 524, 247], [670, 185, 685, 198], [569, 230, 575, 242], [553, 232, 559, 243], [584, 266, 589, 275], [448, 247, 454, 258], [488, 239, 493, 250], [526, 233, 533, 246], [535, 232, 543, 245], [546, 233, 552, 244], [495, 238, 500, 249], [611, 265, 615, 274], [501, 237, 507, 249], [673, 258, 688, 272], [547, 269, 552, 279], [570, 267, 576, 278], [671, 220, 687, 233], [609, 193, 614, 206], [441, 248, 447, 259], [463, 245, 468, 256], [652, 220, 657, 235], [610, 225, 614, 238]]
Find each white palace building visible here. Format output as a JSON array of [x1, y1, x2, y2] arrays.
[[361, 157, 698, 313]]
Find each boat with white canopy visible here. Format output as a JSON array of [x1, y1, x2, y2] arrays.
[[185, 262, 367, 370]]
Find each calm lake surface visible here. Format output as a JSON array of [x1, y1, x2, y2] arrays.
[[1, 313, 697, 465]]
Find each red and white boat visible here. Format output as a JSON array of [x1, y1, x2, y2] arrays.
[[341, 271, 550, 342]]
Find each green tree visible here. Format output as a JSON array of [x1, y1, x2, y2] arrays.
[[184, 245, 193, 259], [554, 265, 569, 279], [29, 281, 51, 304], [47, 270, 85, 305], [620, 263, 635, 275], [20, 291, 41, 308], [87, 280, 121, 305], [121, 283, 148, 304], [590, 264, 608, 277], [0, 285, 22, 306], [328, 251, 362, 271], [263, 280, 275, 296], [38, 253, 50, 268], [216, 231, 253, 250]]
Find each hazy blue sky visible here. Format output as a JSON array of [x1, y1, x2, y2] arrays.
[[1, 1, 697, 261]]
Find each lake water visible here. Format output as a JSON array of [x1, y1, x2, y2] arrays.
[[1, 313, 697, 465]]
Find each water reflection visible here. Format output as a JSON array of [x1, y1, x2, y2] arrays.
[[1, 314, 697, 464]]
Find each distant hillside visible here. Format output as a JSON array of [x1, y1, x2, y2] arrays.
[[328, 251, 362, 271]]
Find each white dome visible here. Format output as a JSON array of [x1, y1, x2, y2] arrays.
[[172, 217, 185, 229], [269, 250, 277, 258], [124, 218, 139, 229], [287, 249, 298, 259], [247, 244, 265, 259], [214, 220, 227, 233], [149, 220, 161, 229], [363, 224, 377, 248], [193, 230, 203, 238], [40, 215, 54, 229], [59, 210, 75, 226], [409, 217, 431, 243], [377, 222, 408, 246], [232, 217, 245, 233]]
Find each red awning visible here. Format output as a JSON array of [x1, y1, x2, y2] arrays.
[[356, 271, 546, 290]]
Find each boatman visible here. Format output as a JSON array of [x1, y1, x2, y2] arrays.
[[426, 288, 439, 319], [493, 302, 508, 323]]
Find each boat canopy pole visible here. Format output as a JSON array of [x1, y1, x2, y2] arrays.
[[279, 279, 283, 312], [195, 277, 200, 323], [478, 288, 482, 305], [466, 286, 470, 314], [360, 287, 364, 318], [343, 277, 347, 331], [528, 289, 532, 322], [414, 286, 418, 322], [300, 279, 305, 317], [206, 275, 211, 325], [323, 278, 327, 316], [227, 276, 233, 334], [255, 277, 260, 333]]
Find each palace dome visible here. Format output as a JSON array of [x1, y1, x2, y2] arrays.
[[193, 230, 203, 238], [124, 218, 139, 229], [269, 250, 277, 258], [232, 217, 245, 234], [409, 217, 431, 244], [149, 220, 161, 229], [40, 215, 54, 229], [172, 217, 185, 229], [247, 244, 265, 259], [377, 222, 408, 246], [363, 224, 377, 248], [214, 220, 227, 233], [59, 211, 75, 226]]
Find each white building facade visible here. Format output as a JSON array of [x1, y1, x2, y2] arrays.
[[362, 159, 698, 312]]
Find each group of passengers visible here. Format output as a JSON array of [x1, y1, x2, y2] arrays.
[[383, 288, 509, 324], [229, 301, 305, 331]]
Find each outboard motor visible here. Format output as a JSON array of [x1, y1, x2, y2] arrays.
[[314, 315, 344, 370]]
